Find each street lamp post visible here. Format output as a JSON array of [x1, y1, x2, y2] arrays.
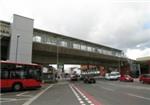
[[15, 35, 20, 62], [118, 57, 121, 73], [57, 38, 59, 70], [53, 38, 59, 81], [138, 64, 141, 76]]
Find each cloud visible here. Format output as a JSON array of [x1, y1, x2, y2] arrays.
[[88, 2, 150, 47], [126, 48, 150, 60]]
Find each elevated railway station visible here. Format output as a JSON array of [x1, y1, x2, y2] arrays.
[[0, 14, 128, 71]]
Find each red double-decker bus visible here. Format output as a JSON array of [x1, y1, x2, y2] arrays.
[[0, 61, 42, 91]]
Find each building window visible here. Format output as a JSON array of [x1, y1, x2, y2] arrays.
[[81, 44, 86, 51], [91, 47, 96, 52], [73, 43, 80, 49], [97, 48, 102, 53], [87, 46, 92, 52], [60, 40, 68, 47], [33, 36, 42, 42]]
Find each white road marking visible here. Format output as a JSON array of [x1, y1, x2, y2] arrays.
[[73, 85, 95, 105], [100, 86, 114, 91], [78, 98, 82, 101], [77, 95, 80, 98], [87, 100, 92, 104], [57, 82, 68, 85], [127, 93, 150, 101], [83, 96, 86, 98], [1, 98, 29, 103], [98, 81, 150, 90], [1, 98, 17, 100], [85, 98, 89, 100], [22, 84, 54, 105], [16, 92, 29, 96], [69, 85, 85, 105], [80, 101, 84, 104], [19, 95, 33, 97]]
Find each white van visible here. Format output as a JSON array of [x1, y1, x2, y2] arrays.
[[105, 73, 110, 80], [105, 72, 120, 80]]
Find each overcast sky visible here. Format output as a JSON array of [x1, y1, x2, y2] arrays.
[[0, 0, 150, 60]]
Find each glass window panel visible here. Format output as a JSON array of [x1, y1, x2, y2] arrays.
[[87, 46, 92, 51], [73, 43, 80, 49], [1, 70, 9, 79], [98, 48, 102, 53], [33, 36, 42, 42], [60, 40, 68, 47], [81, 44, 86, 50]]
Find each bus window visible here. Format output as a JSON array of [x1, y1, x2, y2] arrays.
[[1, 70, 9, 79], [28, 68, 41, 80], [9, 70, 25, 79], [10, 71, 20, 79]]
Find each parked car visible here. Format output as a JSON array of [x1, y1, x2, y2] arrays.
[[119, 75, 134, 82], [105, 72, 120, 80], [139, 74, 150, 84], [83, 76, 96, 84]]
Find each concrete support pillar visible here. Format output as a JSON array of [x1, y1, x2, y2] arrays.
[[9, 14, 33, 63]]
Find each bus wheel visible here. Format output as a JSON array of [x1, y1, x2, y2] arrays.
[[13, 83, 22, 91]]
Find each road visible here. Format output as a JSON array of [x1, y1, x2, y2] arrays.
[[1, 80, 150, 105]]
